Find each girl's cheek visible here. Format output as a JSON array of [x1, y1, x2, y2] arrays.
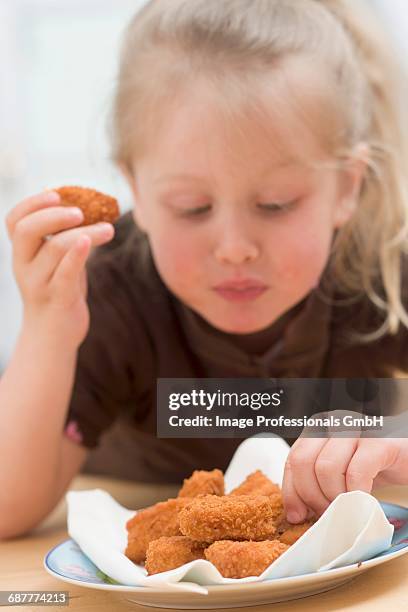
[[274, 232, 331, 284], [151, 232, 203, 283]]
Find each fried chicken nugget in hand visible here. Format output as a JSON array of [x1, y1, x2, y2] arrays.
[[179, 494, 283, 543], [55, 186, 119, 226], [178, 469, 224, 498], [205, 540, 289, 578], [125, 498, 191, 564], [145, 536, 207, 575]]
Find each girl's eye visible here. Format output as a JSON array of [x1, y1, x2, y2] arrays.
[[179, 205, 212, 217], [257, 201, 296, 213], [174, 200, 297, 217]]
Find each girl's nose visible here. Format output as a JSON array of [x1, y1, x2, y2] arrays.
[[214, 225, 260, 265]]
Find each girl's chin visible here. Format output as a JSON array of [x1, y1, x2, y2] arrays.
[[219, 325, 269, 335], [191, 302, 281, 334], [208, 316, 275, 335]]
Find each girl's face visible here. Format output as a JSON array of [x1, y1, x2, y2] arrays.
[[127, 81, 364, 334]]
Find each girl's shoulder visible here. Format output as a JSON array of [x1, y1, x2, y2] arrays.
[[88, 210, 145, 265], [325, 257, 408, 375], [330, 253, 408, 334], [86, 211, 166, 296]]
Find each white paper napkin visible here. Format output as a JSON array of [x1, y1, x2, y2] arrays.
[[66, 435, 394, 591]]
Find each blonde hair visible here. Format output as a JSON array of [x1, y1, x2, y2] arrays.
[[109, 0, 408, 342]]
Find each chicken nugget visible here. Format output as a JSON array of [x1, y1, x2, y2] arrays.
[[125, 498, 191, 564], [205, 540, 289, 578], [178, 494, 283, 543], [55, 186, 119, 225], [265, 491, 284, 519], [178, 469, 224, 498], [229, 470, 280, 496], [277, 518, 314, 546], [145, 536, 207, 575]]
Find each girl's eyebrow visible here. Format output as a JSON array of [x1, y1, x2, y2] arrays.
[[153, 174, 208, 185], [154, 163, 297, 185]]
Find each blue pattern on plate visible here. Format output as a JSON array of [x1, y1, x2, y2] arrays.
[[373, 502, 408, 557], [44, 502, 408, 586], [45, 540, 121, 585]]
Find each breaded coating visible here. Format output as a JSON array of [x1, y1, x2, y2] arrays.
[[277, 518, 314, 546], [55, 186, 119, 225], [145, 536, 207, 575], [229, 470, 281, 496], [270, 491, 285, 526], [205, 540, 289, 578], [178, 469, 224, 498], [178, 494, 283, 543], [125, 498, 191, 564], [266, 492, 284, 521]]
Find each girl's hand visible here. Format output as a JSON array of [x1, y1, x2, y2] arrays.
[[282, 436, 408, 523], [5, 190, 115, 346]]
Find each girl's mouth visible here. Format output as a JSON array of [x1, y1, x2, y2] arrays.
[[213, 279, 268, 302]]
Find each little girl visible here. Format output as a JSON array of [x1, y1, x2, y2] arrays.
[[1, 0, 408, 537]]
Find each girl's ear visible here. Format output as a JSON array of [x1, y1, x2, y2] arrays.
[[333, 143, 370, 228], [118, 163, 148, 232]]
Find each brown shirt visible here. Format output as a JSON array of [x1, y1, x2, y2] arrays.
[[65, 212, 408, 483]]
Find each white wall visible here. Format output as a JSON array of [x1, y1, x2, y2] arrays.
[[372, 0, 408, 66]]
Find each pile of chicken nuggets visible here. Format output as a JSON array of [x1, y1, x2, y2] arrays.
[[125, 469, 314, 578]]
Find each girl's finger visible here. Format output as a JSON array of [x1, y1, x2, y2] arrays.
[[51, 235, 91, 300], [282, 458, 308, 523], [32, 222, 114, 284], [346, 439, 399, 493], [285, 438, 331, 518], [5, 191, 61, 239], [314, 437, 358, 500], [372, 439, 408, 487], [13, 206, 84, 263], [80, 268, 87, 297]]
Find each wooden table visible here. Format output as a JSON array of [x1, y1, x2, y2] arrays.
[[1, 476, 407, 611]]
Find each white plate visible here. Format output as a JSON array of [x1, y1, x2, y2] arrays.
[[44, 501, 408, 609]]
